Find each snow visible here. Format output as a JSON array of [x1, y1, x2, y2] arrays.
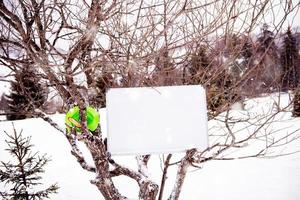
[[182, 156, 300, 200], [0, 116, 100, 200], [0, 94, 300, 199]]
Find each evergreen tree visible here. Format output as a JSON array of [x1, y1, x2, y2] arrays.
[[206, 68, 242, 116], [153, 47, 176, 86], [5, 66, 47, 120], [216, 70, 240, 107], [0, 124, 58, 200], [188, 45, 211, 85], [252, 23, 281, 93], [257, 24, 277, 53], [241, 36, 253, 68], [280, 27, 300, 91], [222, 34, 243, 80], [155, 48, 173, 72], [293, 87, 300, 117], [0, 94, 8, 113]]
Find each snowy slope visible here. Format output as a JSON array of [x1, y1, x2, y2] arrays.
[[0, 116, 100, 200], [1, 94, 300, 200]]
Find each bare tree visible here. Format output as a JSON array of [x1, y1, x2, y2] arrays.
[[1, 0, 300, 199]]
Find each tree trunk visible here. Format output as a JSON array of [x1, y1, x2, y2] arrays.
[[168, 149, 196, 200], [139, 181, 159, 200], [293, 87, 300, 117]]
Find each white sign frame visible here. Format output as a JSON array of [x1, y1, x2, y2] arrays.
[[106, 85, 208, 155]]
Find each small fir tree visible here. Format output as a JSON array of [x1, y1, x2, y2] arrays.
[[0, 124, 58, 200], [5, 66, 47, 120], [280, 27, 300, 91]]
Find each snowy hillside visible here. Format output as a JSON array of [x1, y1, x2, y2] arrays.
[[1, 93, 300, 200]]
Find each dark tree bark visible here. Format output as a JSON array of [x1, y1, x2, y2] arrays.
[[293, 87, 300, 117], [281, 27, 300, 91]]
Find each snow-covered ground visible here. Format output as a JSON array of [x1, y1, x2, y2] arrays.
[[1, 93, 300, 200]]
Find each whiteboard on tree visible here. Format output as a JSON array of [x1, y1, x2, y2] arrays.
[[106, 85, 208, 155]]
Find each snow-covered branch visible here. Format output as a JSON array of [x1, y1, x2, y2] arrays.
[[168, 149, 197, 200], [66, 133, 96, 173]]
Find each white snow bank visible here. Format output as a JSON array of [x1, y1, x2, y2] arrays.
[[0, 94, 300, 200]]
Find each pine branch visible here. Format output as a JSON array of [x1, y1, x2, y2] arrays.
[[0, 124, 58, 199]]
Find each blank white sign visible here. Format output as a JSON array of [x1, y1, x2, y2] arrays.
[[106, 85, 208, 155]]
